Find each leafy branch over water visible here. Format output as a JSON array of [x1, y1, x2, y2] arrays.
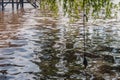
[[39, 0, 120, 19]]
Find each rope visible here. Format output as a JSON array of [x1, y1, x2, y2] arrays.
[[83, 0, 86, 55]]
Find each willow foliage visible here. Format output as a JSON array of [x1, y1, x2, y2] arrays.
[[40, 0, 58, 15], [40, 0, 120, 19]]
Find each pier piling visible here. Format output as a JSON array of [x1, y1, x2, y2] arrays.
[[2, 0, 4, 11]]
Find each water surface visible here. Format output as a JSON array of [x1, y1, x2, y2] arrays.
[[0, 6, 120, 80]]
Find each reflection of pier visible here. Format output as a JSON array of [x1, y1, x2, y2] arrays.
[[0, 0, 39, 11]]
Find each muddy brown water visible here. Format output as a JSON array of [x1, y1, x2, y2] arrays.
[[0, 6, 120, 80]]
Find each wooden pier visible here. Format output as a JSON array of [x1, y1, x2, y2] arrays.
[[0, 0, 39, 11]]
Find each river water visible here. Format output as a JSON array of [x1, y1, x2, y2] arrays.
[[0, 3, 120, 80]]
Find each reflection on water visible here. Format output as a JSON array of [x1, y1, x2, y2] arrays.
[[0, 8, 120, 80], [0, 9, 40, 80]]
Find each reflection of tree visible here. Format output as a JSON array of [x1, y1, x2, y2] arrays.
[[8, 10, 24, 24], [0, 10, 25, 48], [0, 12, 4, 23], [33, 21, 59, 79], [88, 26, 120, 53], [33, 16, 84, 79]]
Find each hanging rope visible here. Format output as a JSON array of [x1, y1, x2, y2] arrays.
[[82, 0, 88, 69], [83, 0, 86, 55]]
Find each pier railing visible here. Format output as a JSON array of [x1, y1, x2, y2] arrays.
[[0, 0, 39, 10]]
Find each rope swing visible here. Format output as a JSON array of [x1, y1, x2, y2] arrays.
[[82, 0, 88, 69]]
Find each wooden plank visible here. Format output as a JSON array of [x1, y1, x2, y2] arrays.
[[0, 0, 29, 4]]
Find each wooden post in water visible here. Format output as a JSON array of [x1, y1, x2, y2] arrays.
[[2, 0, 4, 11], [34, 0, 37, 8], [17, 0, 19, 9], [12, 0, 14, 10], [21, 0, 24, 8], [20, 0, 24, 8]]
